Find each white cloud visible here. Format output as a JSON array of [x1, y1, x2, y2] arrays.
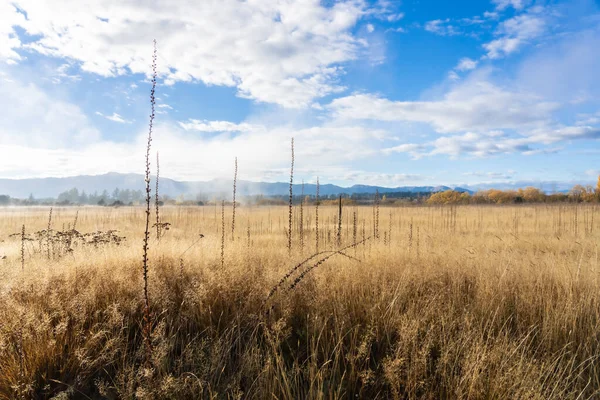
[[96, 111, 132, 124], [3, 0, 371, 108], [483, 13, 547, 59], [483, 11, 500, 20], [0, 121, 392, 182], [387, 13, 405, 22], [0, 3, 26, 64], [424, 19, 460, 36], [366, 24, 375, 33], [384, 125, 600, 159], [386, 27, 406, 33], [52, 63, 81, 83], [328, 75, 559, 133], [178, 119, 262, 133], [455, 57, 478, 71], [447, 71, 460, 81], [516, 28, 600, 103], [463, 171, 514, 180], [0, 72, 100, 148], [492, 0, 530, 11]]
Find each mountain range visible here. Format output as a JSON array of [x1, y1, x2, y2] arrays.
[[0, 172, 469, 199], [0, 172, 590, 199]]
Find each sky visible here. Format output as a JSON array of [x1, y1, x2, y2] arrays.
[[1, 0, 599, 188]]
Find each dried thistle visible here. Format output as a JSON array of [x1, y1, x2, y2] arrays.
[[141, 39, 158, 365], [337, 195, 342, 247], [375, 190, 380, 240], [408, 217, 413, 252], [288, 138, 294, 254], [46, 207, 52, 260], [388, 210, 392, 247], [221, 199, 225, 268], [247, 219, 251, 249], [20, 224, 25, 271], [232, 157, 238, 241], [300, 181, 304, 252], [353, 210, 357, 251], [155, 152, 161, 240], [315, 177, 320, 254]]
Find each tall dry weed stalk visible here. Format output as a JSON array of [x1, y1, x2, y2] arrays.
[[337, 195, 342, 247], [416, 226, 420, 258], [141, 39, 157, 364], [409, 218, 413, 251], [374, 190, 380, 240], [288, 237, 370, 291], [232, 157, 238, 241], [353, 210, 357, 252], [46, 207, 52, 260], [388, 210, 392, 247], [300, 181, 304, 252], [20, 224, 25, 271], [247, 218, 251, 249], [155, 152, 160, 240], [221, 200, 225, 268], [288, 138, 294, 254], [315, 177, 319, 254]]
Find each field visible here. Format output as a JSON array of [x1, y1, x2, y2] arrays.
[[0, 203, 599, 399]]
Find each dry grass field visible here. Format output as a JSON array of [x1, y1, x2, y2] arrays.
[[0, 203, 599, 399]]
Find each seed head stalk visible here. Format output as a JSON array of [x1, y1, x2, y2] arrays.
[[232, 157, 238, 241], [288, 138, 294, 254], [141, 39, 157, 364], [155, 152, 160, 241], [315, 177, 320, 254]]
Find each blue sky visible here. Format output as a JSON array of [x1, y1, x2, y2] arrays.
[[1, 0, 599, 188]]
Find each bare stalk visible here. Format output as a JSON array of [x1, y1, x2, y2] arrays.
[[155, 152, 160, 240], [300, 181, 304, 252], [232, 157, 238, 241], [337, 195, 342, 247], [46, 207, 52, 260], [141, 39, 157, 364], [21, 224, 25, 271], [315, 177, 320, 254], [288, 138, 294, 254], [375, 189, 380, 240], [353, 210, 357, 251], [221, 200, 225, 268]]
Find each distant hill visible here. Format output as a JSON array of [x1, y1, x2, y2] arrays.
[[0, 172, 472, 199]]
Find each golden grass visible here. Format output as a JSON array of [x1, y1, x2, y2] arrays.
[[0, 204, 599, 399]]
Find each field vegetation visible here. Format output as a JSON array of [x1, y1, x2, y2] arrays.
[[0, 203, 599, 399]]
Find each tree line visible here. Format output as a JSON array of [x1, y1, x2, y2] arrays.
[[1, 181, 600, 206], [427, 182, 600, 205]]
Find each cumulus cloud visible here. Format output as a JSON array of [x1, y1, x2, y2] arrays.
[[2, 0, 373, 108], [383, 125, 600, 159], [0, 3, 26, 64], [424, 19, 460, 36], [455, 57, 478, 71], [328, 76, 559, 133], [178, 119, 262, 133], [483, 12, 547, 58], [0, 110, 393, 181], [492, 0, 530, 11], [0, 73, 100, 148]]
